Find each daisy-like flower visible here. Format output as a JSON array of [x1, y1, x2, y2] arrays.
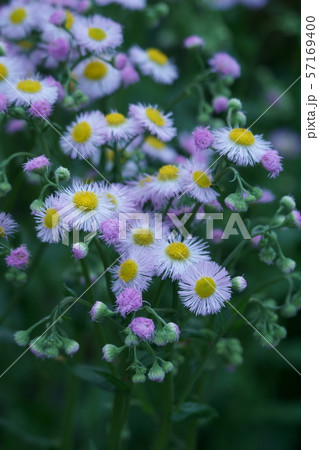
[[0, 212, 18, 239], [73, 56, 121, 101], [99, 183, 137, 216], [116, 288, 143, 317], [212, 127, 272, 166], [0, 56, 27, 93], [59, 181, 113, 232], [129, 317, 154, 341], [129, 103, 176, 142], [5, 76, 58, 107], [115, 215, 166, 254], [178, 260, 232, 315], [34, 194, 69, 243], [73, 14, 123, 54], [141, 136, 176, 163], [129, 46, 178, 85], [111, 248, 155, 294], [152, 235, 210, 281], [104, 110, 140, 143], [60, 111, 108, 160], [147, 164, 183, 201], [180, 159, 219, 204], [0, 1, 38, 39]]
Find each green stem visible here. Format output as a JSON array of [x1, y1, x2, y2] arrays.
[[152, 280, 166, 308], [93, 237, 114, 302], [0, 152, 34, 168], [60, 373, 79, 450], [222, 239, 248, 267], [152, 372, 174, 450], [109, 387, 131, 450]]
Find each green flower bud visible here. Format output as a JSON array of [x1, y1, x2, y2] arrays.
[[62, 95, 75, 108], [285, 210, 301, 228], [197, 112, 211, 124], [272, 214, 286, 227], [153, 328, 168, 346], [132, 372, 146, 384], [160, 360, 174, 374], [30, 198, 45, 213], [231, 276, 247, 293], [102, 344, 122, 362], [0, 181, 12, 197], [90, 301, 114, 322], [250, 187, 263, 201], [231, 111, 246, 127], [281, 303, 298, 318], [280, 195, 296, 212], [224, 193, 248, 212], [148, 361, 165, 382], [61, 337, 80, 356], [259, 247, 276, 265], [276, 257, 296, 274], [124, 332, 139, 347], [10, 106, 26, 119], [55, 166, 70, 183], [228, 98, 242, 111], [14, 330, 31, 347]]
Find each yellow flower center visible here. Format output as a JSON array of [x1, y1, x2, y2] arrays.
[[132, 228, 154, 246], [17, 80, 42, 93], [88, 27, 107, 41], [138, 176, 153, 187], [65, 11, 74, 30], [229, 128, 255, 146], [119, 259, 138, 282], [106, 112, 126, 126], [147, 48, 168, 65], [71, 121, 92, 143], [193, 171, 211, 188], [0, 63, 8, 79], [0, 226, 5, 238], [10, 8, 26, 24], [84, 61, 107, 80], [73, 191, 98, 210], [43, 208, 60, 229], [145, 136, 165, 150], [157, 165, 179, 181], [195, 276, 216, 298], [145, 107, 165, 127], [106, 193, 117, 208], [165, 242, 190, 261]]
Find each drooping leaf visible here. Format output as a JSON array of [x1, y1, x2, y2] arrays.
[[172, 402, 219, 422]]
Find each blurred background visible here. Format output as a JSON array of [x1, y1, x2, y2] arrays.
[[0, 0, 300, 448]]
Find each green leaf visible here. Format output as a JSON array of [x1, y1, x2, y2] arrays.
[[172, 402, 219, 422]]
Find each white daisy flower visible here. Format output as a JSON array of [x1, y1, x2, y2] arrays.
[[73, 56, 121, 101], [129, 46, 178, 84], [141, 136, 176, 163], [212, 127, 272, 166], [0, 56, 27, 93], [0, 1, 38, 39], [73, 14, 123, 54], [129, 103, 176, 142], [34, 195, 69, 243], [105, 110, 141, 143], [0, 212, 18, 239], [115, 215, 168, 254], [60, 181, 113, 232], [129, 175, 158, 208], [5, 75, 58, 106], [178, 261, 232, 316], [60, 111, 108, 160], [180, 159, 219, 204], [152, 234, 210, 280], [111, 247, 155, 294], [147, 164, 183, 201], [99, 183, 137, 215]]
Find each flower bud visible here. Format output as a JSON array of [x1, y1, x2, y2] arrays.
[[55, 166, 70, 183], [224, 193, 248, 212], [232, 111, 246, 127], [281, 303, 298, 318], [153, 328, 168, 346], [231, 276, 247, 293], [132, 372, 146, 384], [272, 214, 286, 227], [163, 322, 180, 343], [62, 95, 75, 108], [285, 210, 301, 228], [160, 360, 174, 374], [90, 301, 114, 322], [61, 337, 80, 356], [102, 344, 122, 362], [259, 247, 276, 265], [124, 331, 140, 347], [280, 195, 296, 212], [30, 198, 45, 213], [0, 181, 12, 197], [276, 257, 296, 274], [72, 242, 88, 260], [14, 330, 31, 347], [227, 98, 242, 111], [10, 106, 26, 119], [250, 187, 263, 201], [148, 362, 165, 382]]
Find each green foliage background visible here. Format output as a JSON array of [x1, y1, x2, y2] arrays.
[[0, 0, 300, 449]]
